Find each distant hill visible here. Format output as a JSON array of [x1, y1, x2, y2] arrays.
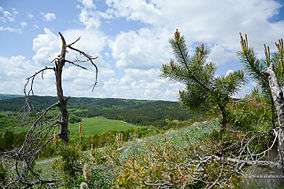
[[0, 94, 22, 101], [0, 95, 193, 126]]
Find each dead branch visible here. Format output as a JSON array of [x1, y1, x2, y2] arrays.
[[65, 60, 88, 70], [67, 45, 98, 91]]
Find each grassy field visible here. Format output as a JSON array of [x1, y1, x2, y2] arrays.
[[69, 117, 144, 137]]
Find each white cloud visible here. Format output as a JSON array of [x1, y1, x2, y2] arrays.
[[63, 29, 107, 55], [27, 13, 34, 19], [0, 6, 17, 23], [225, 70, 234, 77], [78, 0, 102, 29], [78, 0, 113, 29], [0, 26, 21, 33], [81, 0, 95, 9], [0, 7, 22, 33], [111, 28, 171, 69], [107, 0, 284, 65], [43, 12, 56, 21], [93, 68, 183, 100], [208, 45, 237, 66], [105, 0, 161, 23], [0, 56, 39, 94], [32, 28, 60, 64], [20, 22, 27, 28], [32, 28, 107, 63]]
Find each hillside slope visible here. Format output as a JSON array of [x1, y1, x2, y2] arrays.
[[0, 94, 22, 100], [0, 95, 194, 126]]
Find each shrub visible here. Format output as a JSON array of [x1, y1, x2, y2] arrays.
[[0, 163, 7, 185], [53, 144, 83, 187], [87, 165, 114, 189], [227, 95, 272, 132], [86, 120, 221, 188], [69, 114, 82, 124]]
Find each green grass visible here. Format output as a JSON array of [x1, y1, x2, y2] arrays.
[[69, 117, 144, 137]]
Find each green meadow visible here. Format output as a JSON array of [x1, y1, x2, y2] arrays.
[[69, 117, 144, 137]]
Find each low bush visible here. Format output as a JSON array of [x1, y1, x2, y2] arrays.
[[0, 163, 7, 185], [53, 143, 84, 188], [227, 94, 272, 132]]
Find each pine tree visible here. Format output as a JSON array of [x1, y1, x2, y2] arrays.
[[162, 29, 244, 129], [239, 33, 284, 128]]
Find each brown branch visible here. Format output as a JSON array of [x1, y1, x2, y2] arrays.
[[67, 45, 99, 91], [65, 60, 88, 70], [68, 36, 81, 47], [24, 67, 55, 111], [58, 32, 67, 60]]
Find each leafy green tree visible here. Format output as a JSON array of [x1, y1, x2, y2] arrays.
[[239, 34, 284, 127], [162, 29, 244, 129]]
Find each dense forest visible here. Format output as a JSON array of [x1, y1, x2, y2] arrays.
[[0, 95, 194, 126]]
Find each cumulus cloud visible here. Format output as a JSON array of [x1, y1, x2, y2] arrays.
[[0, 56, 39, 94], [32, 28, 108, 63], [107, 0, 284, 66], [43, 12, 56, 22], [78, 0, 110, 29], [32, 28, 60, 64], [110, 28, 171, 69], [93, 68, 183, 100], [105, 0, 161, 23]]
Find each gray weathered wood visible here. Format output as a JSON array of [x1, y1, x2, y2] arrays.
[[264, 64, 284, 171]]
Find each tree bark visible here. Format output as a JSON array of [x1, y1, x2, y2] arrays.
[[264, 64, 284, 171], [55, 65, 69, 143], [270, 94, 277, 128], [56, 33, 69, 143]]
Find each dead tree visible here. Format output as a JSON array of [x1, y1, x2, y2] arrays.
[[0, 32, 98, 188], [24, 32, 98, 143], [263, 41, 284, 171], [240, 34, 284, 171]]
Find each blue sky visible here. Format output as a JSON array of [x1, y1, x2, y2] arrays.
[[1, 0, 284, 100], [0, 0, 147, 57]]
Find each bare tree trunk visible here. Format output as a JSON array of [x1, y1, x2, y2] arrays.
[[55, 64, 69, 143], [270, 94, 277, 128], [56, 33, 69, 143], [264, 65, 284, 171]]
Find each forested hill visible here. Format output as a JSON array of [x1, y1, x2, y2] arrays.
[[0, 95, 194, 126], [0, 94, 22, 100]]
